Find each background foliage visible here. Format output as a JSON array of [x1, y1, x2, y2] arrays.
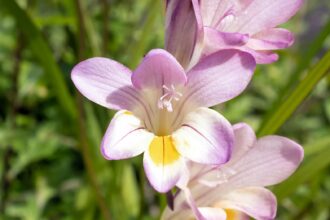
[[0, 0, 329, 219]]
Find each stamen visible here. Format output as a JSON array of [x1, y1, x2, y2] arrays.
[[158, 84, 182, 112]]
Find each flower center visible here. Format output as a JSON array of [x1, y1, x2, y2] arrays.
[[157, 84, 182, 112]]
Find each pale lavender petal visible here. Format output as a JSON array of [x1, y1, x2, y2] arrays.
[[226, 0, 303, 35], [248, 28, 294, 50], [218, 187, 277, 220], [185, 50, 255, 108], [226, 123, 257, 165], [172, 108, 234, 165], [165, 0, 203, 68], [71, 57, 139, 110], [200, 0, 243, 28], [101, 110, 154, 160], [131, 49, 187, 89], [229, 136, 304, 188]]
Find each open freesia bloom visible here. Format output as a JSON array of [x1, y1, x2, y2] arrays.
[[165, 0, 303, 68], [71, 49, 255, 193], [162, 123, 304, 220]]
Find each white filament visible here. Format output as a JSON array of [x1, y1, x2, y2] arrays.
[[157, 84, 182, 112]]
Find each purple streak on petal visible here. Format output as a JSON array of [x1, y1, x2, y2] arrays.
[[101, 111, 153, 160], [173, 108, 234, 165]]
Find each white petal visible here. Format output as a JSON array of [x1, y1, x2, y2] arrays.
[[101, 110, 154, 160], [199, 207, 226, 220], [143, 136, 184, 193], [172, 108, 234, 165]]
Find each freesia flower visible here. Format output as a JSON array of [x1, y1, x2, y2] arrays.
[[71, 49, 255, 193], [165, 0, 303, 69], [162, 123, 304, 219]]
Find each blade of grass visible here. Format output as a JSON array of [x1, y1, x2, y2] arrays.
[[0, 0, 77, 120], [259, 19, 330, 133], [286, 19, 330, 95], [257, 49, 330, 136], [304, 136, 330, 156]]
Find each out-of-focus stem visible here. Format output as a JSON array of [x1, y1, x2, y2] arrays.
[[0, 31, 24, 213], [74, 0, 111, 219]]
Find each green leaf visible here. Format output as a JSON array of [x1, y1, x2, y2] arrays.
[[121, 164, 141, 219], [128, 0, 162, 68], [0, 0, 77, 120], [257, 49, 330, 136]]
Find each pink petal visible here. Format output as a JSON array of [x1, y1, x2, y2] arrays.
[[203, 28, 249, 56], [165, 0, 203, 68], [71, 57, 139, 110], [172, 108, 234, 165], [229, 136, 304, 188], [226, 0, 303, 35], [248, 28, 294, 50], [185, 50, 255, 108], [101, 110, 154, 160], [131, 49, 187, 89], [218, 187, 277, 220], [241, 47, 279, 64]]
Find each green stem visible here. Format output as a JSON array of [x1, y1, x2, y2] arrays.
[[74, 0, 111, 219]]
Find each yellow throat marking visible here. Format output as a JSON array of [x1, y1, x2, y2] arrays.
[[149, 136, 180, 165]]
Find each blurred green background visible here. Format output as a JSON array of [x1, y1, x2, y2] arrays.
[[0, 0, 329, 219]]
